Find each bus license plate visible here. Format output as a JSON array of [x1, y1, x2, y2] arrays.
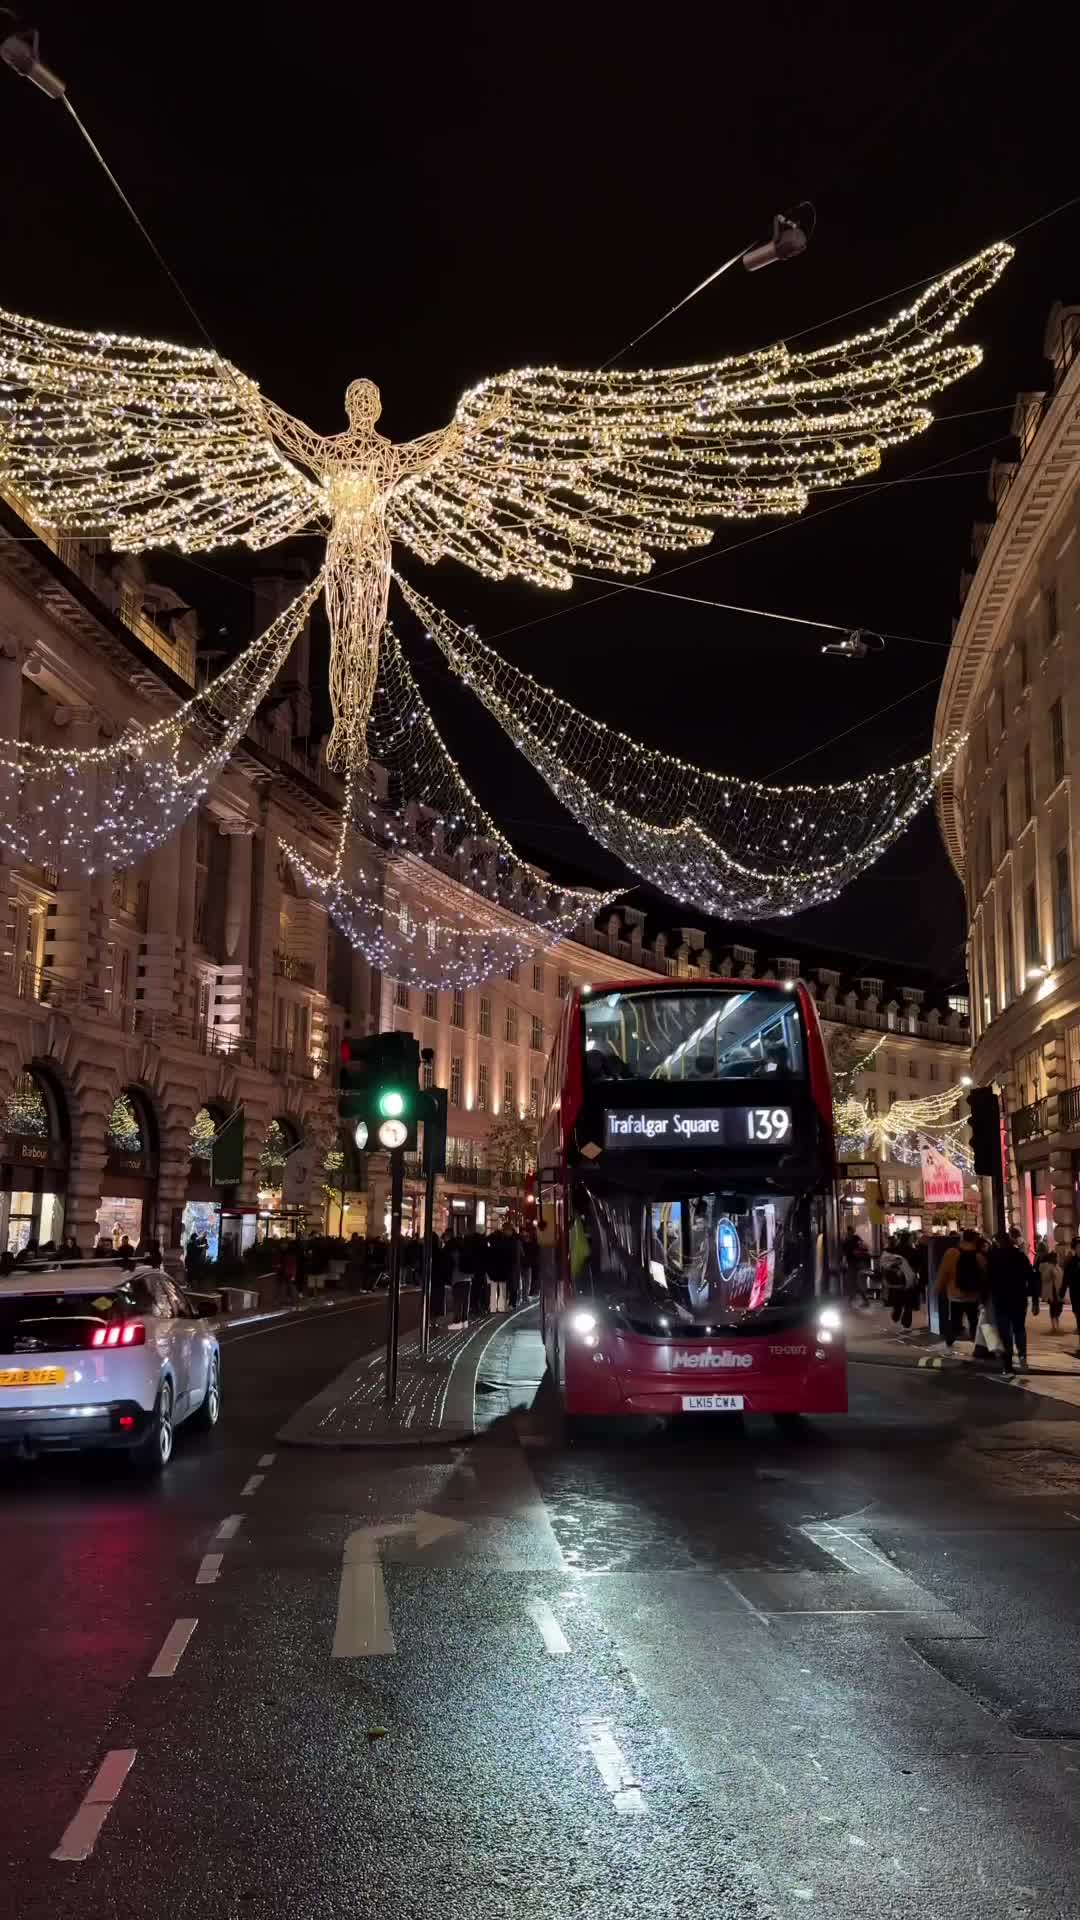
[[682, 1393, 744, 1412]]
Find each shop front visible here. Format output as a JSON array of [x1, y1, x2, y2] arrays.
[[95, 1091, 157, 1251], [181, 1106, 228, 1263], [1, 1069, 68, 1252]]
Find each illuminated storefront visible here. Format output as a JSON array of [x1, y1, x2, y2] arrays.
[[1, 1068, 68, 1251], [95, 1091, 157, 1250]]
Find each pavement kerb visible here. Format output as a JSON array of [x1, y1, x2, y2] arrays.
[[276, 1301, 537, 1449]]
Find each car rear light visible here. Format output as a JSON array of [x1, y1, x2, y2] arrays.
[[91, 1322, 145, 1348], [118, 1414, 135, 1430]]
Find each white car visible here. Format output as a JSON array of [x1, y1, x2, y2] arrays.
[[0, 1262, 221, 1471]]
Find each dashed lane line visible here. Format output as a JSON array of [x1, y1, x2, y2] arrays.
[[579, 1716, 647, 1814], [195, 1554, 223, 1586], [526, 1598, 570, 1655], [148, 1618, 197, 1678], [216, 1514, 244, 1541], [258, 1452, 276, 1468], [51, 1749, 136, 1862], [240, 1474, 264, 1498]]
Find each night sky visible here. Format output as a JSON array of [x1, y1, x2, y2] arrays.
[[4, 4, 1078, 978]]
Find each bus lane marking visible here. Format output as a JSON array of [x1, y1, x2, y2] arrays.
[[527, 1598, 571, 1655], [51, 1749, 137, 1862]]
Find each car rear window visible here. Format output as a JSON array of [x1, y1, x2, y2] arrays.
[[0, 1290, 124, 1354]]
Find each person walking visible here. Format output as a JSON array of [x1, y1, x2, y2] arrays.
[[986, 1230, 1039, 1373], [881, 1237, 918, 1329], [936, 1229, 983, 1348], [485, 1228, 510, 1314], [448, 1236, 471, 1330], [1064, 1236, 1080, 1354], [1040, 1242, 1066, 1332], [841, 1229, 870, 1309]]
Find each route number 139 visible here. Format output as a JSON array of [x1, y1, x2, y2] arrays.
[[747, 1107, 792, 1142]]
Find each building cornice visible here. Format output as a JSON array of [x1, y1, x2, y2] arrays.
[[933, 348, 1080, 876]]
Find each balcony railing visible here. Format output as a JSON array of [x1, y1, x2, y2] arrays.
[[1012, 1098, 1048, 1145], [273, 950, 317, 986], [1059, 1085, 1080, 1133], [267, 1047, 324, 1080]]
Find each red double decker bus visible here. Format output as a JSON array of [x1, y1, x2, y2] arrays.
[[537, 978, 846, 1432]]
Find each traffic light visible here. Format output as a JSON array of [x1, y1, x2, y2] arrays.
[[339, 1032, 421, 1153], [967, 1086, 1002, 1177]]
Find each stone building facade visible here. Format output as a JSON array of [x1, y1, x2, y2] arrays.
[[934, 302, 1080, 1250]]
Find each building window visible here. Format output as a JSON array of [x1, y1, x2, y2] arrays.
[[999, 783, 1009, 852], [478, 995, 491, 1038], [395, 981, 410, 1010], [1023, 743, 1034, 820], [1067, 1021, 1080, 1091], [908, 1059, 918, 1078], [1055, 847, 1073, 964], [557, 972, 570, 999], [860, 976, 884, 999], [451, 987, 465, 1028], [1025, 881, 1041, 970], [530, 1013, 544, 1051], [532, 962, 544, 993], [530, 1076, 542, 1118], [449, 1055, 463, 1107], [503, 1067, 515, 1115], [997, 687, 1006, 737], [865, 1087, 878, 1116], [1051, 697, 1065, 786], [421, 1056, 434, 1091], [505, 1004, 518, 1044], [887, 1054, 896, 1074], [983, 815, 993, 883], [928, 1061, 937, 1082], [948, 994, 968, 1017], [477, 1062, 489, 1111], [1045, 582, 1059, 647], [1003, 906, 1016, 1006], [1019, 637, 1029, 688], [424, 990, 438, 1020], [507, 960, 520, 983]]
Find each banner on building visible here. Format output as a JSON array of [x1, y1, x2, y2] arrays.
[[210, 1107, 245, 1187], [920, 1142, 964, 1207], [283, 1141, 316, 1205]]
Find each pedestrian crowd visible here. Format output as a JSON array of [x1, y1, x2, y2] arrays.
[[841, 1223, 1080, 1375]]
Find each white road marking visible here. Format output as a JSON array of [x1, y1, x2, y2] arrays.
[[216, 1514, 243, 1541], [720, 1573, 772, 1627], [527, 1598, 570, 1655], [51, 1749, 136, 1862], [579, 1716, 646, 1813], [258, 1453, 276, 1468], [332, 1512, 468, 1658], [240, 1474, 264, 1498], [195, 1553, 223, 1586], [148, 1618, 197, 1678], [223, 1299, 380, 1347]]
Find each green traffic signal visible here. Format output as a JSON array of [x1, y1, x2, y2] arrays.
[[378, 1089, 406, 1118]]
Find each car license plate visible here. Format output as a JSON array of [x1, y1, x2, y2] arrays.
[[682, 1393, 743, 1412], [0, 1366, 66, 1388]]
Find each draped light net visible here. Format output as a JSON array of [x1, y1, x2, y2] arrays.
[[0, 574, 321, 876], [279, 623, 611, 989], [0, 245, 1010, 770], [397, 576, 963, 919], [835, 1086, 973, 1173]]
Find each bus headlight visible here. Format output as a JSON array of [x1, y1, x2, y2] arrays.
[[570, 1309, 597, 1337], [817, 1306, 842, 1333]]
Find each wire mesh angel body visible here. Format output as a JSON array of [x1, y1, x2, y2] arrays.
[[259, 380, 467, 768], [0, 243, 1010, 772]]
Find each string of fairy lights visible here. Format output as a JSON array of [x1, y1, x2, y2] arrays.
[[834, 1085, 974, 1175], [279, 621, 612, 987], [397, 574, 964, 920], [0, 574, 321, 876]]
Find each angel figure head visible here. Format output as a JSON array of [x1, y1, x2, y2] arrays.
[[345, 378, 382, 430]]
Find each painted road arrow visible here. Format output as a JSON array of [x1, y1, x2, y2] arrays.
[[332, 1511, 468, 1657]]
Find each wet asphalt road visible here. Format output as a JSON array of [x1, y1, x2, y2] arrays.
[[5, 1321, 1080, 1920]]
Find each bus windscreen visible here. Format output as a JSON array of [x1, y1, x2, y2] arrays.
[[573, 1182, 826, 1332], [583, 989, 804, 1085]]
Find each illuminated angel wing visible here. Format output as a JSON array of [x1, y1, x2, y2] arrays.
[[388, 244, 1011, 588], [0, 309, 325, 553]]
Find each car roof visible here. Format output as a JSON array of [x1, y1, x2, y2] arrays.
[[0, 1264, 130, 1296]]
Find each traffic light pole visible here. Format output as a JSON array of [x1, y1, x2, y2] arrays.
[[420, 1159, 436, 1360], [385, 1147, 405, 1405]]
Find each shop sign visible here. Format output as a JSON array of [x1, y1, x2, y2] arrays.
[[920, 1143, 964, 1206], [1, 1134, 64, 1169]]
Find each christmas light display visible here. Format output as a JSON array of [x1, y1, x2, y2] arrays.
[[280, 621, 611, 987], [0, 244, 1010, 769], [2, 1070, 48, 1137], [0, 575, 320, 876], [107, 1092, 142, 1153], [835, 1085, 972, 1172], [397, 575, 964, 919]]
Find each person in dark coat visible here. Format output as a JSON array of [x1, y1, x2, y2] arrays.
[[1064, 1236, 1080, 1354], [986, 1232, 1039, 1374], [459, 1229, 488, 1317]]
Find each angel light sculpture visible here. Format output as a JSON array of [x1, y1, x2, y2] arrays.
[[0, 243, 1009, 770]]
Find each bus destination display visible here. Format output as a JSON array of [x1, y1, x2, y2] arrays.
[[604, 1106, 793, 1150]]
